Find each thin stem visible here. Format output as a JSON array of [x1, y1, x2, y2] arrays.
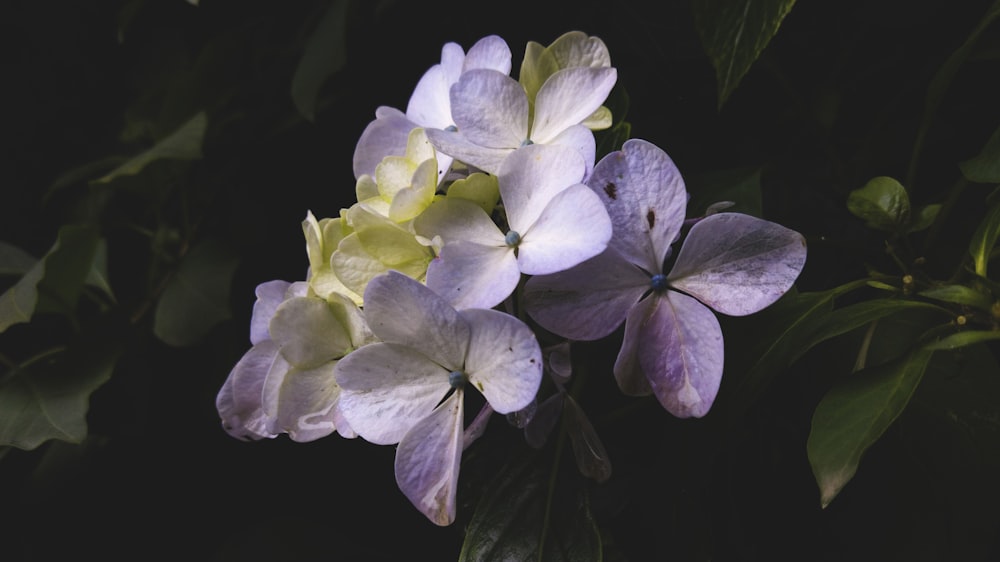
[[853, 319, 879, 373]]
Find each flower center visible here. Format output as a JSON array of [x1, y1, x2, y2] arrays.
[[504, 230, 521, 247], [448, 370, 467, 389], [445, 124, 458, 132], [520, 139, 534, 147], [650, 273, 669, 292]]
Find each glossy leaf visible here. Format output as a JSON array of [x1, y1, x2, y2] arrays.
[[693, 0, 798, 109], [153, 238, 239, 346], [291, 0, 349, 122], [92, 112, 207, 185], [459, 455, 602, 562], [808, 346, 934, 508], [969, 199, 1000, 277], [846, 176, 911, 232]]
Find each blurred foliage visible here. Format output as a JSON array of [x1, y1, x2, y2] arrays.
[[2, 0, 999, 560]]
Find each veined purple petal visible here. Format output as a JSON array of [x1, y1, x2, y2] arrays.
[[524, 247, 648, 341], [363, 270, 470, 369], [216, 340, 281, 440], [499, 144, 587, 235], [668, 213, 807, 316], [638, 291, 723, 418], [461, 308, 542, 414], [530, 67, 617, 144], [249, 280, 290, 345], [425, 241, 520, 310], [450, 69, 527, 149], [518, 183, 612, 275], [587, 139, 688, 273], [613, 296, 655, 396], [395, 390, 464, 526], [335, 342, 451, 445]]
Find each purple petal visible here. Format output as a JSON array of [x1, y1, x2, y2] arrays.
[[523, 247, 648, 341], [363, 271, 470, 369], [524, 392, 564, 449], [262, 361, 342, 443], [395, 390, 464, 526], [546, 124, 597, 180], [352, 107, 414, 179], [517, 183, 612, 275], [463, 35, 512, 74], [216, 340, 281, 440], [461, 308, 543, 413], [424, 128, 510, 175], [249, 280, 291, 345], [406, 43, 465, 129], [638, 291, 724, 418], [530, 67, 617, 143], [450, 69, 528, 149], [613, 296, 655, 396], [335, 342, 451, 445], [587, 139, 688, 273], [499, 144, 587, 235], [668, 213, 807, 316], [425, 241, 520, 310]]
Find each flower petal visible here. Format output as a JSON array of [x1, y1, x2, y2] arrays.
[[529, 67, 617, 144], [363, 270, 470, 369], [463, 34, 512, 75], [425, 241, 520, 310], [518, 183, 612, 275], [216, 340, 281, 440], [414, 197, 505, 246], [499, 144, 587, 235], [523, 247, 648, 341], [250, 280, 291, 345], [546, 124, 597, 180], [450, 69, 527, 149], [394, 390, 464, 526], [587, 139, 688, 273], [335, 342, 451, 445], [269, 296, 353, 369], [638, 291, 723, 418], [461, 308, 543, 413], [668, 213, 807, 316], [262, 361, 342, 443], [352, 107, 413, 179], [424, 128, 511, 175], [613, 296, 655, 396], [406, 43, 465, 129]]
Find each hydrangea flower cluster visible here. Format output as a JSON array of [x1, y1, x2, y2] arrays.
[[216, 31, 807, 526]]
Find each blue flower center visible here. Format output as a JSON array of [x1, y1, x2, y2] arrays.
[[505, 230, 521, 247], [445, 124, 458, 132], [448, 370, 467, 389], [520, 139, 534, 147], [650, 273, 669, 292]]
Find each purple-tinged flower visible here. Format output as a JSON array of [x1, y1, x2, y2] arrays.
[[334, 271, 542, 525], [523, 139, 807, 418]]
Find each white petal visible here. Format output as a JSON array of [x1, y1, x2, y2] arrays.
[[335, 342, 451, 445], [523, 247, 648, 341], [424, 128, 511, 175], [547, 124, 597, 180], [499, 144, 587, 234], [363, 270, 470, 369], [406, 43, 465, 129], [413, 197, 505, 246], [450, 69, 527, 149], [463, 35, 512, 74], [461, 308, 543, 413], [668, 213, 808, 316], [517, 183, 612, 275], [269, 296, 353, 369], [266, 361, 342, 443], [587, 138, 688, 272], [425, 241, 520, 310], [352, 108, 415, 179], [249, 280, 290, 345], [529, 67, 617, 144], [394, 390, 464, 526]]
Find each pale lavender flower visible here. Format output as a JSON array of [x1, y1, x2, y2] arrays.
[[523, 139, 807, 418], [334, 271, 542, 525]]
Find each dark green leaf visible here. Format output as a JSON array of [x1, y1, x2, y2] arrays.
[[686, 166, 763, 218], [0, 322, 122, 450], [846, 176, 911, 232], [92, 112, 207, 185], [0, 241, 39, 276], [693, 0, 798, 109], [153, 238, 239, 346], [926, 329, 1000, 351], [459, 454, 602, 562], [807, 346, 935, 508], [960, 125, 1000, 183], [906, 203, 941, 233], [291, 0, 349, 122], [968, 198, 1000, 276], [919, 284, 994, 311], [801, 298, 948, 355]]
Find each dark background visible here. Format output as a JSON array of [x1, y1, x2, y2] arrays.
[[2, 0, 999, 560]]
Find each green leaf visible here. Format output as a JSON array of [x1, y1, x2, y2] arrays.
[[0, 226, 100, 333], [926, 329, 1000, 351], [906, 203, 941, 233], [693, 0, 798, 109], [0, 241, 40, 276], [291, 0, 349, 122], [807, 345, 935, 508], [0, 322, 122, 450], [801, 298, 948, 354], [459, 454, 602, 562], [919, 284, 994, 311], [92, 112, 207, 185], [968, 198, 1000, 276], [846, 176, 911, 232], [686, 166, 763, 218], [153, 238, 239, 347], [960, 125, 1000, 184]]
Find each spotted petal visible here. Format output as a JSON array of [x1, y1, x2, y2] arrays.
[[394, 390, 464, 526], [668, 213, 807, 316]]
